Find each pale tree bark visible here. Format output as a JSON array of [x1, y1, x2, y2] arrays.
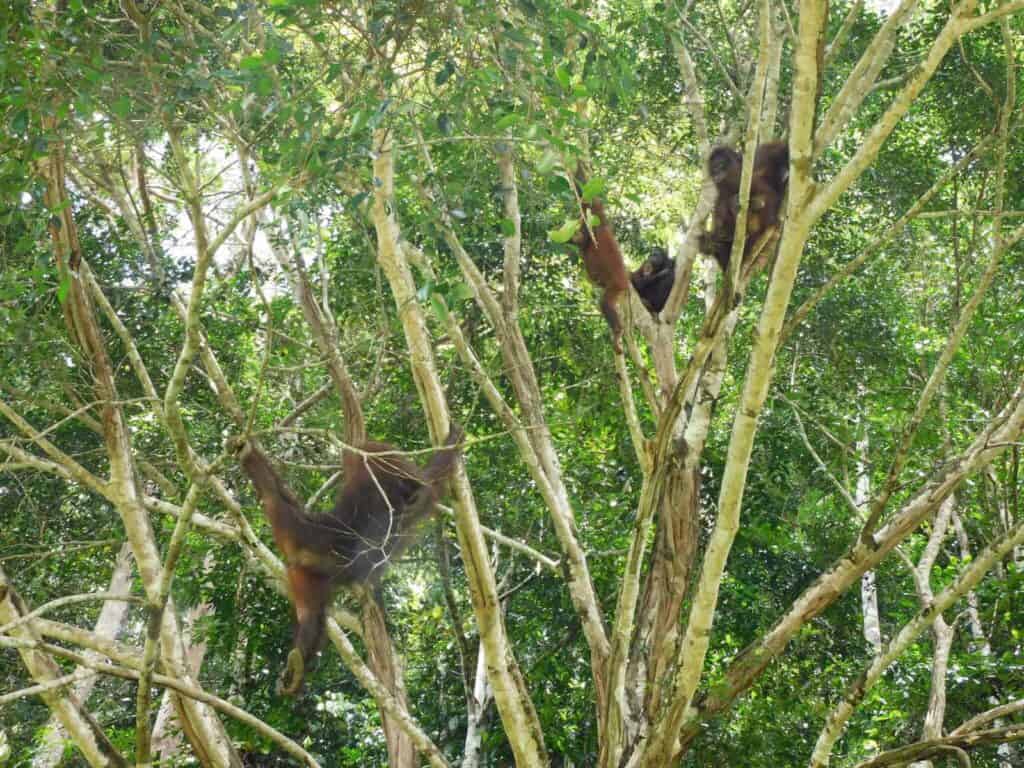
[[667, 3, 1023, 756], [808, 0, 981, 225], [0, 568, 126, 768], [220, 435, 446, 767], [150, 602, 212, 766], [859, 573, 882, 651], [680, 372, 1024, 751], [620, 28, 763, 757], [413, 126, 613, 735], [8, 3, 1024, 767], [952, 512, 988, 651], [910, 30, 1022, 768], [814, 0, 922, 154], [906, 496, 957, 768], [360, 595, 416, 768], [34, 121, 241, 768], [901, 45, 1016, 747], [857, 432, 882, 653], [371, 125, 547, 766], [9, 141, 440, 762], [461, 637, 494, 768], [458, 540, 498, 768], [32, 543, 134, 768], [780, 135, 995, 346], [415, 135, 611, 705], [851, 726, 1024, 768], [951, 511, 1018, 768], [0, 628, 321, 767], [255, 170, 419, 768], [631, 3, 821, 764], [71, 98, 440, 764], [808, 498, 1024, 767]]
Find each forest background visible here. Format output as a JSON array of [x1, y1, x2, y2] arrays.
[[1, 1, 1023, 767]]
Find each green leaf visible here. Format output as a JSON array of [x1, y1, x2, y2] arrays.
[[429, 292, 447, 322], [451, 282, 475, 302], [581, 178, 606, 203], [56, 275, 71, 304], [537, 150, 559, 175], [9, 110, 28, 134], [240, 55, 264, 70], [495, 112, 520, 131], [111, 96, 132, 119], [350, 110, 367, 134], [555, 64, 571, 90], [549, 218, 580, 244], [435, 60, 455, 86], [14, 235, 34, 256], [499, 218, 516, 237], [73, 95, 93, 116], [503, 28, 532, 46], [255, 76, 274, 96]]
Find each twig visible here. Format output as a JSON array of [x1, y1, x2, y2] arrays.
[[281, 381, 334, 427], [436, 504, 560, 571], [783, 396, 861, 517], [952, 699, 1024, 735], [39, 641, 321, 768], [0, 593, 142, 637], [0, 671, 95, 705]]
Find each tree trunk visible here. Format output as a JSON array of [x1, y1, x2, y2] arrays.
[[32, 544, 133, 768], [0, 568, 127, 768]]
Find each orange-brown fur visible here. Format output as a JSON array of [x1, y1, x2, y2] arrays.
[[237, 426, 462, 694], [573, 197, 630, 351], [699, 141, 789, 272]]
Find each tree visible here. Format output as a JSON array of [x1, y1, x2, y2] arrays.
[[1, 1, 1022, 766]]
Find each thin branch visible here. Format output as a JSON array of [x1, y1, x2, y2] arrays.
[[852, 725, 1024, 768], [952, 699, 1024, 735], [0, 401, 111, 499], [780, 135, 993, 345], [614, 340, 652, 475], [280, 381, 334, 427], [824, 0, 864, 65], [860, 197, 1024, 541], [0, 593, 142, 637], [0, 672, 94, 706], [437, 504, 560, 571], [809, 505, 1024, 767], [41, 641, 321, 768], [670, 36, 710, 151], [784, 396, 861, 516], [810, 2, 980, 221], [645, 3, 783, 759], [814, 0, 920, 153], [963, 0, 1024, 32]]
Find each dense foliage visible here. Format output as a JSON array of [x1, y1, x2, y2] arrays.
[[1, 1, 1022, 767]]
